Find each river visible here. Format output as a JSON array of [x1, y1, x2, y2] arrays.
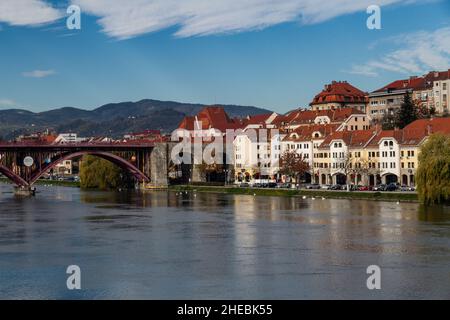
[[0, 183, 449, 299]]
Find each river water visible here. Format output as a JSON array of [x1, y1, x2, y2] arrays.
[[0, 183, 449, 299]]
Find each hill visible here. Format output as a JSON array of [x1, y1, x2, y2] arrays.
[[0, 99, 272, 139]]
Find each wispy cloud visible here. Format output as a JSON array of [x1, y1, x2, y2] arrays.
[[22, 69, 56, 78], [348, 26, 450, 77], [0, 0, 62, 26], [73, 0, 411, 40], [0, 98, 17, 107]]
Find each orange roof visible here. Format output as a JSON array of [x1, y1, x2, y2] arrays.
[[178, 106, 245, 131], [366, 118, 450, 147], [245, 113, 273, 125], [320, 130, 375, 149], [373, 77, 426, 93], [310, 81, 368, 105], [283, 124, 337, 142], [280, 107, 365, 126]]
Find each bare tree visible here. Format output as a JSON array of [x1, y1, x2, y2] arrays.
[[279, 151, 310, 184]]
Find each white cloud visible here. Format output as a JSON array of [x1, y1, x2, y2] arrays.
[[348, 26, 450, 77], [0, 0, 62, 26], [0, 98, 16, 107], [73, 0, 409, 39], [22, 69, 56, 78]]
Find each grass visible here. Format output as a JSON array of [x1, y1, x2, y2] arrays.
[[169, 185, 419, 202]]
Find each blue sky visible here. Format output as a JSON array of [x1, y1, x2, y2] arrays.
[[0, 0, 449, 113]]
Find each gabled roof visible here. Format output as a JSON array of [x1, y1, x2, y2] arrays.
[[372, 77, 426, 94], [319, 130, 375, 149], [178, 106, 245, 131], [283, 124, 337, 142], [310, 81, 368, 105], [279, 107, 365, 126], [245, 113, 273, 125], [366, 118, 450, 147]]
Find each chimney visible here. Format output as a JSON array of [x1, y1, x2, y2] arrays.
[[427, 124, 433, 135]]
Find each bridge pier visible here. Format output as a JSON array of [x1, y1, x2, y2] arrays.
[[148, 143, 169, 188], [14, 185, 36, 197]]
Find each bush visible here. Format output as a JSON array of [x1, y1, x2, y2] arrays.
[[79, 155, 134, 190], [416, 133, 450, 205]]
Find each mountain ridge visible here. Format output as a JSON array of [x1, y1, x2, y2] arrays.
[[0, 99, 272, 139]]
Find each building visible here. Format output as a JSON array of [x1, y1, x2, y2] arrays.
[[123, 129, 163, 141], [368, 76, 424, 119], [15, 130, 57, 144], [369, 69, 450, 118], [281, 124, 336, 183], [429, 70, 450, 114], [309, 81, 368, 112], [234, 128, 284, 182], [274, 107, 371, 132], [53, 133, 87, 144]]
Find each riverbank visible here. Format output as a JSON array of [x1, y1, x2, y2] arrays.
[[0, 177, 80, 188], [169, 185, 419, 202]]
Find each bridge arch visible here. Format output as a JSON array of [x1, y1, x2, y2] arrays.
[[0, 164, 29, 187], [29, 151, 149, 185]]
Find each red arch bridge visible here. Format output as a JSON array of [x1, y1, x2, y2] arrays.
[[0, 142, 170, 192]]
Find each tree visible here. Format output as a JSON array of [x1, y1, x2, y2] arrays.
[[395, 92, 418, 129], [416, 133, 450, 205], [349, 158, 370, 186], [381, 112, 396, 130], [279, 151, 310, 183], [336, 152, 353, 191], [79, 155, 134, 190]]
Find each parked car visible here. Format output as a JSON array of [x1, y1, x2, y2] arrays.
[[267, 182, 277, 188], [358, 185, 371, 191], [386, 183, 398, 191], [321, 184, 331, 190], [239, 182, 250, 188], [328, 184, 342, 190], [277, 183, 291, 189], [305, 183, 321, 190], [400, 185, 415, 191], [373, 184, 386, 191]]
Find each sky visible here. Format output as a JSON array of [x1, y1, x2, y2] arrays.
[[0, 0, 449, 114]]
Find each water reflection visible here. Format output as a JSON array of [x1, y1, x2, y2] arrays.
[[1, 183, 450, 299]]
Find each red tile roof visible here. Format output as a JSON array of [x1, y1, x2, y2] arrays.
[[279, 107, 364, 126], [319, 130, 375, 149], [367, 118, 450, 147], [283, 124, 337, 142], [310, 81, 368, 105], [373, 77, 427, 93], [245, 113, 273, 125], [178, 106, 245, 131]]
